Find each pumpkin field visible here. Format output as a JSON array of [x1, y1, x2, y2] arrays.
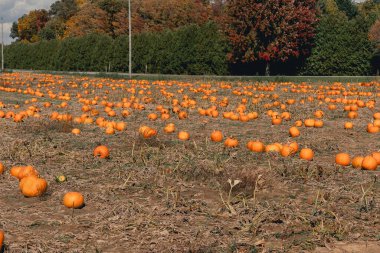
[[0, 72, 379, 252]]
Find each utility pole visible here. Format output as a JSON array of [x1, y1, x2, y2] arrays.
[[1, 17, 4, 72], [128, 0, 132, 79]]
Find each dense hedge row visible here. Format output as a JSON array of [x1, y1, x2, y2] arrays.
[[4, 20, 379, 76], [4, 23, 228, 75]]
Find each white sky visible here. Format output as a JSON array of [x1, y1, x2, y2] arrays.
[[0, 0, 56, 44]]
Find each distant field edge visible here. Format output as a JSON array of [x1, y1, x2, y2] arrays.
[[1, 69, 380, 82]]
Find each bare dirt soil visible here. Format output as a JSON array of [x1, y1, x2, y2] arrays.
[[0, 73, 379, 252]]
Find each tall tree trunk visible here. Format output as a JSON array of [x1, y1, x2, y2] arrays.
[[265, 61, 270, 76]]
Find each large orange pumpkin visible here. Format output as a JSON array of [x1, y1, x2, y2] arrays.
[[19, 176, 48, 197], [361, 156, 378, 171]]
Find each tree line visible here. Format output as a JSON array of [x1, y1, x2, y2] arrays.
[[5, 0, 380, 76]]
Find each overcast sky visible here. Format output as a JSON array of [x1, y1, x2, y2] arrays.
[[0, 0, 369, 45], [1, 0, 56, 44]]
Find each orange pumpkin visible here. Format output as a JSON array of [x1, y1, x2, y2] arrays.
[[0, 230, 3, 249], [314, 120, 324, 128], [289, 127, 300, 137], [344, 122, 353, 129], [371, 152, 380, 165], [280, 146, 293, 157], [10, 166, 38, 180], [361, 156, 378, 171], [351, 156, 364, 169], [0, 162, 4, 174], [178, 131, 190, 141], [140, 126, 157, 139], [289, 142, 299, 153], [71, 128, 81, 135], [247, 141, 265, 152], [300, 148, 314, 161], [224, 137, 239, 148], [294, 120, 303, 127], [63, 192, 85, 209], [304, 119, 315, 127], [19, 176, 48, 197], [93, 145, 110, 159], [367, 124, 379, 133], [335, 153, 351, 166], [265, 144, 281, 153], [271, 116, 282, 125], [164, 123, 175, 133], [210, 130, 223, 142]]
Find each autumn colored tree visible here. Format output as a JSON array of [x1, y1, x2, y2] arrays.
[[225, 0, 318, 75], [64, 3, 108, 37], [17, 10, 50, 42], [98, 0, 124, 38], [134, 0, 211, 32]]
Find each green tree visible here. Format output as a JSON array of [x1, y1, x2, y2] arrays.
[[50, 0, 79, 20], [303, 1, 373, 75], [336, 0, 358, 19], [10, 22, 19, 40], [39, 18, 66, 40]]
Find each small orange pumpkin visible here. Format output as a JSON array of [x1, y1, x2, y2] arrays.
[[93, 145, 110, 159], [224, 137, 239, 148], [371, 152, 380, 165], [0, 230, 4, 249], [71, 128, 81, 135], [210, 130, 223, 142], [304, 119, 315, 127], [63, 192, 85, 209], [314, 120, 324, 128], [247, 141, 265, 152], [164, 123, 175, 133], [335, 153, 351, 166], [178, 131, 190, 141], [351, 156, 364, 169], [344, 122, 353, 129], [289, 127, 300, 137], [265, 144, 281, 153], [300, 148, 314, 161], [0, 162, 4, 174]]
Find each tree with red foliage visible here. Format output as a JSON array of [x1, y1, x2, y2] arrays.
[[225, 0, 318, 75]]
